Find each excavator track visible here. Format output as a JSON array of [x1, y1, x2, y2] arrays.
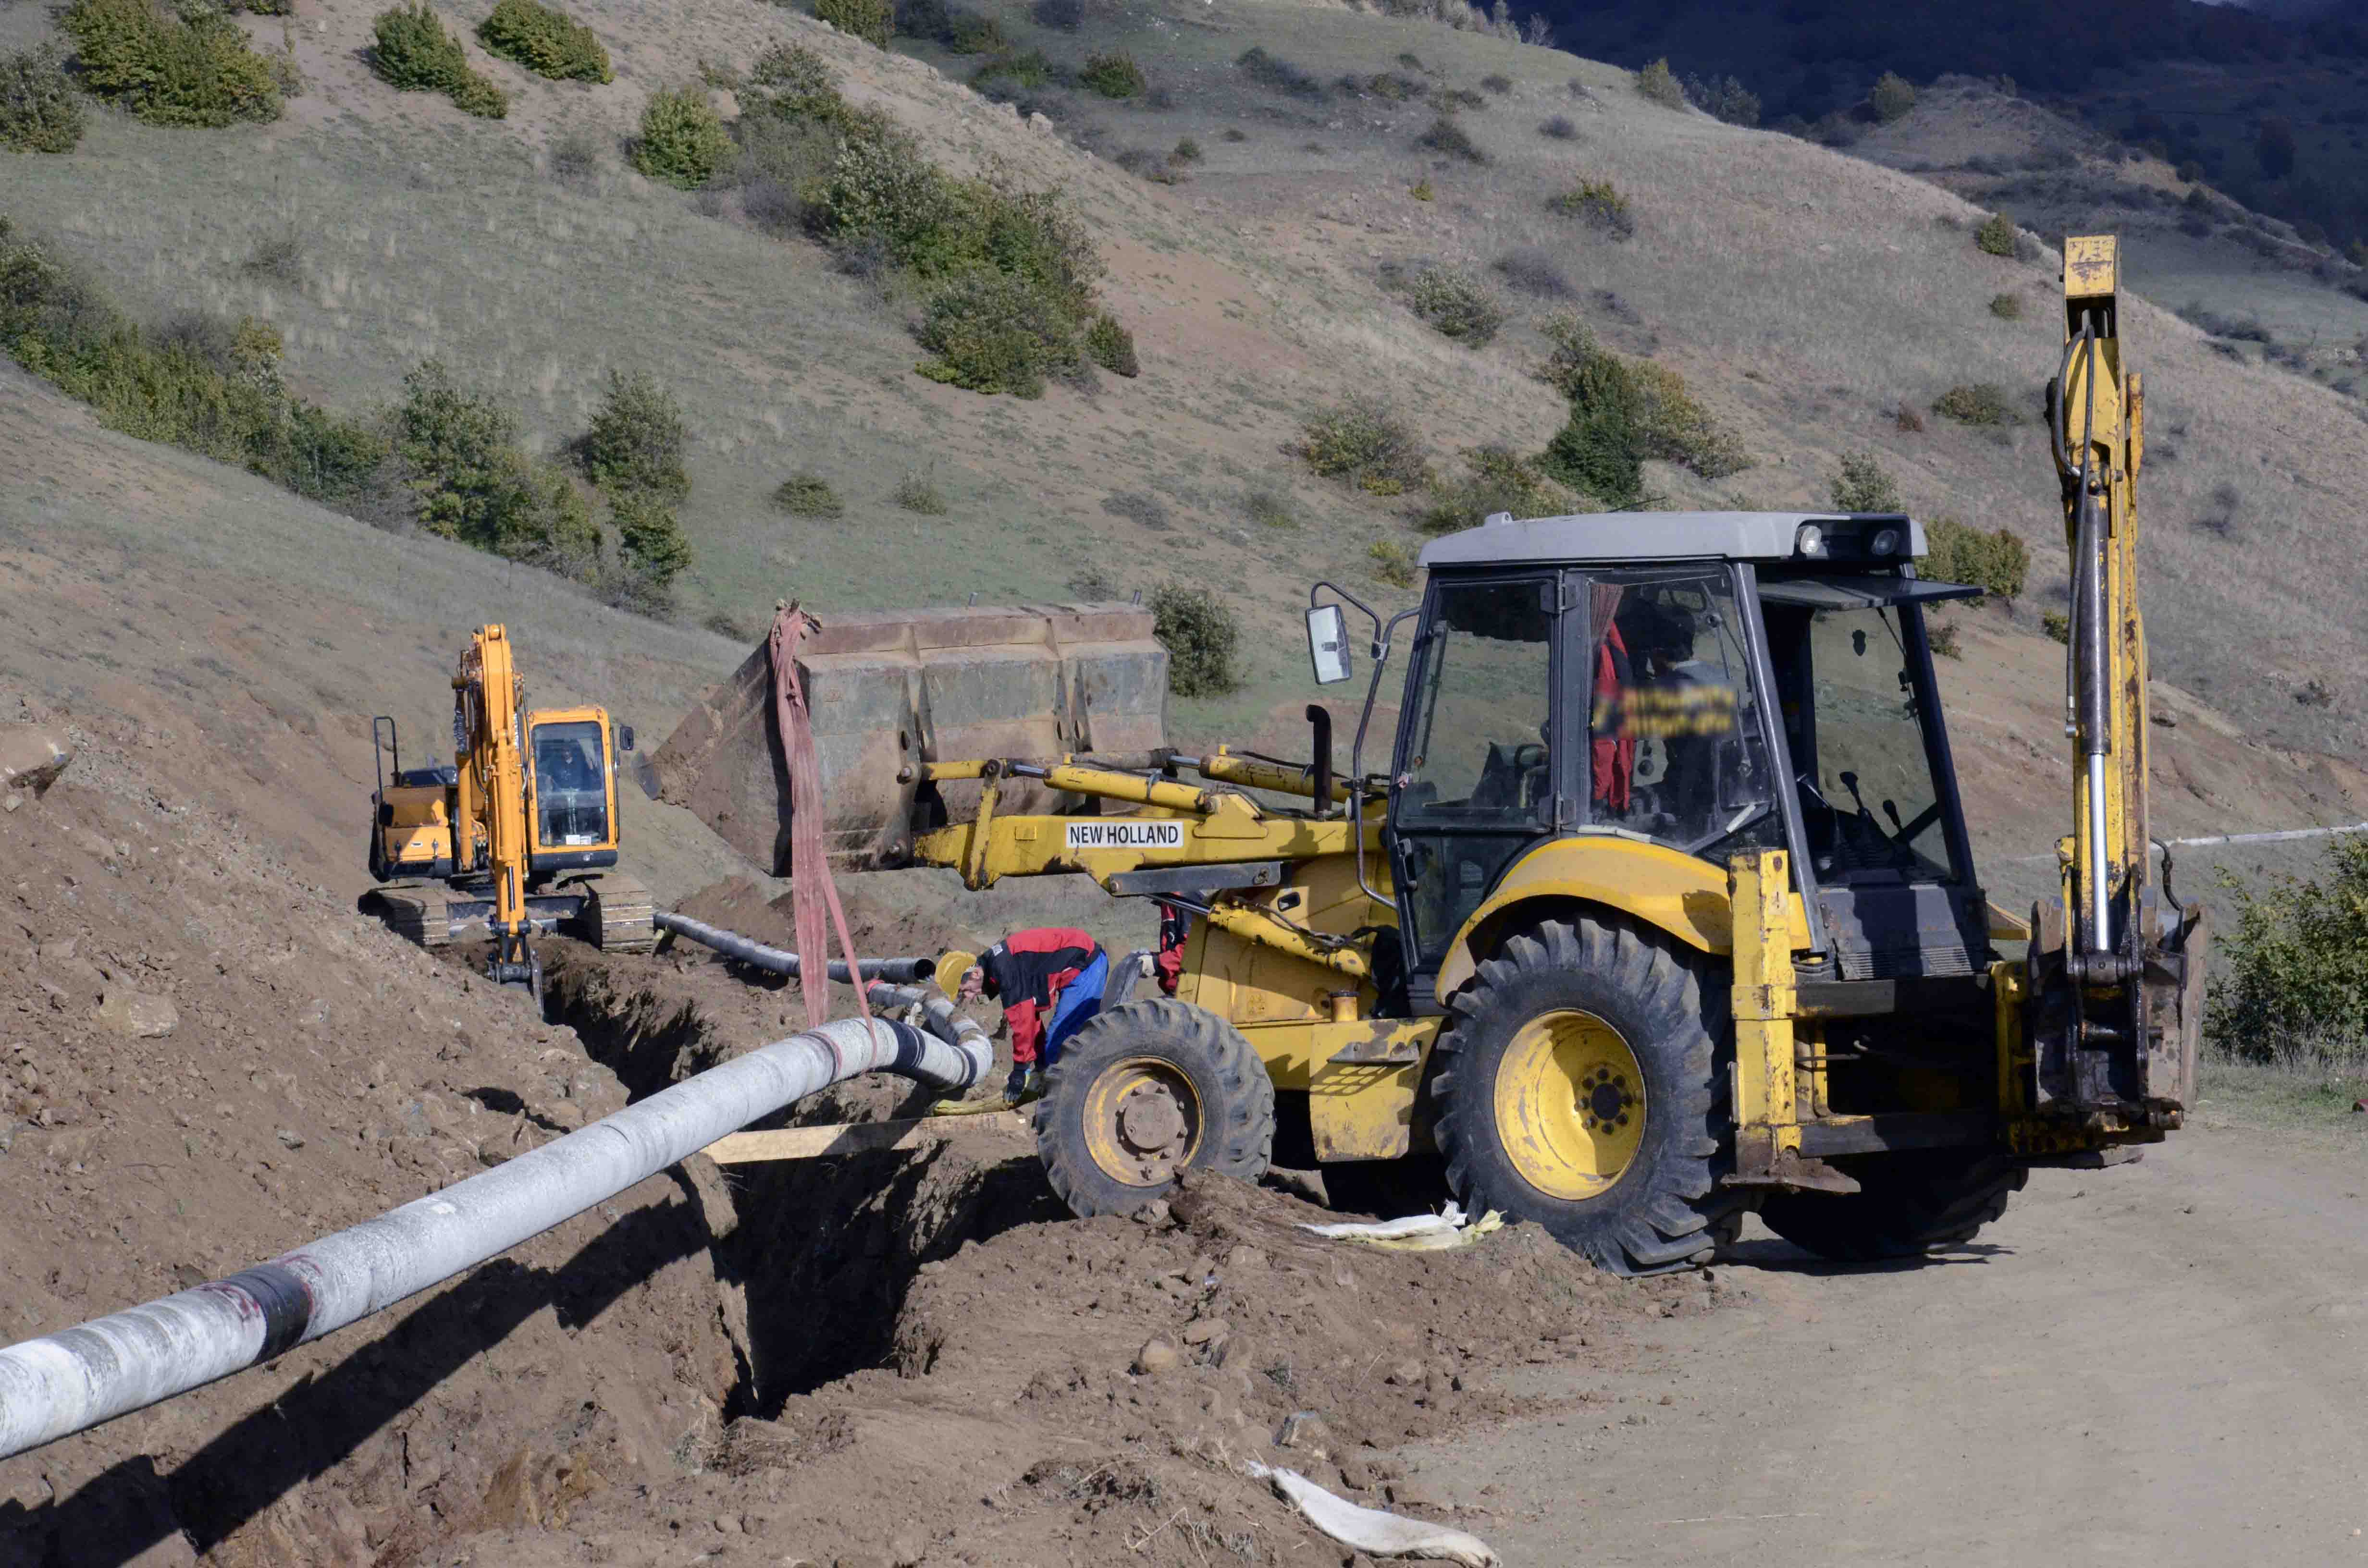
[[574, 871, 657, 954], [364, 883, 454, 949]]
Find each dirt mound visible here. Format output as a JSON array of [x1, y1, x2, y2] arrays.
[[0, 698, 745, 1567], [510, 942, 1716, 1567]]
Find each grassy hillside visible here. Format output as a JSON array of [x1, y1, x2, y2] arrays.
[[4, 0, 2366, 856]]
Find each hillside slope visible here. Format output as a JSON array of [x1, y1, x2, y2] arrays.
[[5, 0, 2367, 841]]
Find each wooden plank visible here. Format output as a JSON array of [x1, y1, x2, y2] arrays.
[[700, 1109, 1031, 1164]]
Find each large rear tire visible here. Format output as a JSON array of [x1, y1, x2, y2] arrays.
[[1757, 1152, 2025, 1262], [1431, 917, 1744, 1276], [1033, 999, 1275, 1218]]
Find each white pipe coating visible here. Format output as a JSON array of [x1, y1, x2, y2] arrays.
[[0, 1012, 988, 1461]]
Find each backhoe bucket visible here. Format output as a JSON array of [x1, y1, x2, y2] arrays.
[[649, 603, 1168, 872]]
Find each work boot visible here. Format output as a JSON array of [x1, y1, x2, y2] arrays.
[[1004, 1063, 1045, 1107]]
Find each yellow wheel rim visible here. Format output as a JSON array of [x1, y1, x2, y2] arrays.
[[1080, 1056, 1203, 1188], [1493, 1009, 1647, 1200]]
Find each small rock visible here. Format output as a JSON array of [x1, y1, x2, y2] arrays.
[[1026, 110, 1052, 132], [1275, 1410, 1333, 1459], [1223, 1243, 1267, 1271], [0, 725, 72, 797], [1335, 1454, 1375, 1490], [1385, 1481, 1445, 1513], [276, 1129, 305, 1150], [887, 1528, 926, 1565], [1133, 1338, 1182, 1374], [97, 990, 177, 1039], [1384, 1360, 1424, 1386], [1180, 1318, 1230, 1346], [1131, 1198, 1170, 1225]]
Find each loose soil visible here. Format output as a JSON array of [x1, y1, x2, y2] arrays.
[[0, 718, 1700, 1567]]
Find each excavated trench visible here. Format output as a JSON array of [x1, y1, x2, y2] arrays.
[[541, 954, 1065, 1417]]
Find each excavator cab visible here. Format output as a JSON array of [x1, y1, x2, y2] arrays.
[[523, 710, 630, 870]]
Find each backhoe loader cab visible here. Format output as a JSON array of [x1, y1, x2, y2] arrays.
[[1365, 511, 1991, 1013]]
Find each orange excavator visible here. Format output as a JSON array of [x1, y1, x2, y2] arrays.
[[365, 625, 654, 1000]]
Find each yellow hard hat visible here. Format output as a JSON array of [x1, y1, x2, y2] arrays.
[[937, 949, 979, 992]]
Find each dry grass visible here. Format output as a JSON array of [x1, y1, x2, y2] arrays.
[[0, 0, 2363, 757]]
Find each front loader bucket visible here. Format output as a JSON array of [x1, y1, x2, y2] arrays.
[[650, 603, 1168, 872]]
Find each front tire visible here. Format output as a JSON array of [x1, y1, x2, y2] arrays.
[[1757, 1152, 2025, 1262], [1432, 917, 1743, 1276], [1033, 999, 1275, 1218]]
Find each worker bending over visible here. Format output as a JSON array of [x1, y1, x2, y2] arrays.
[[944, 928, 1107, 1104]]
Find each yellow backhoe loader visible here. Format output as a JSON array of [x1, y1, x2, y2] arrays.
[[653, 235, 2203, 1273], [366, 625, 655, 1000]]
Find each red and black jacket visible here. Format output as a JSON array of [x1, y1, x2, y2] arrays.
[[979, 927, 1101, 1064]]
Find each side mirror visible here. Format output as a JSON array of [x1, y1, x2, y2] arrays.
[[1307, 605, 1353, 686], [618, 725, 636, 753]]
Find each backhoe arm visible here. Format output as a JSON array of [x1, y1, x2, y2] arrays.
[[453, 625, 540, 992], [2025, 236, 2205, 1123]]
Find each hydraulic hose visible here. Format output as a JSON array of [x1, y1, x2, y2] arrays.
[[0, 1011, 987, 1461], [654, 910, 936, 985]]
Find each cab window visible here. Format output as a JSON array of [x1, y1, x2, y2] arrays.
[[531, 721, 610, 847], [1584, 571, 1777, 858]]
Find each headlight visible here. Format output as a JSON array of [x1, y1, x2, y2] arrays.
[[1796, 523, 1828, 558], [1869, 527, 1902, 557]]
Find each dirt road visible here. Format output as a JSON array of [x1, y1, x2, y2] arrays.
[[1405, 1121, 2368, 1567]]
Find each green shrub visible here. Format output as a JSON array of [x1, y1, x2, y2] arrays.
[[477, 0, 611, 82], [1148, 583, 1241, 696], [2041, 609, 2069, 644], [816, 0, 892, 47], [612, 489, 692, 587], [2208, 838, 2368, 1058], [1417, 115, 1486, 164], [1975, 210, 2017, 257], [395, 358, 541, 551], [1402, 266, 1505, 347], [1829, 451, 1901, 512], [892, 472, 947, 513], [578, 368, 688, 499], [1921, 516, 2027, 599], [1409, 178, 1433, 201], [1369, 539, 1417, 587], [748, 41, 840, 111], [1236, 46, 1325, 101], [1538, 114, 1576, 140], [1085, 313, 1139, 378], [1414, 444, 1569, 534], [1682, 72, 1758, 126], [1928, 618, 1961, 659], [370, 4, 506, 117], [1078, 50, 1146, 99], [1435, 86, 1485, 111], [772, 472, 843, 517], [972, 48, 1063, 91], [1, 225, 395, 507], [1546, 178, 1633, 240], [1634, 57, 1682, 109], [1933, 381, 2012, 426], [634, 86, 730, 188], [1299, 395, 1427, 495], [1171, 136, 1202, 164], [1535, 314, 1749, 502], [1989, 291, 2023, 320], [1480, 72, 1512, 95], [914, 269, 1084, 397], [64, 0, 283, 127], [1868, 70, 1915, 123], [0, 46, 86, 153]]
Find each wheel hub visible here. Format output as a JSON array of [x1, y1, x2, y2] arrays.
[[1082, 1058, 1205, 1187], [1493, 1009, 1648, 1201]]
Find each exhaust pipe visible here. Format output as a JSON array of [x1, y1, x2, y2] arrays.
[[654, 910, 935, 985], [0, 1012, 987, 1462]]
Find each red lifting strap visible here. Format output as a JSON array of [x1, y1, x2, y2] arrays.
[[769, 602, 871, 1029]]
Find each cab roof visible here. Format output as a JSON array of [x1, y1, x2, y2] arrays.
[[1417, 511, 1926, 570]]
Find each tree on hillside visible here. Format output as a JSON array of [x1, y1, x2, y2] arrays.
[[2257, 116, 2297, 180]]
